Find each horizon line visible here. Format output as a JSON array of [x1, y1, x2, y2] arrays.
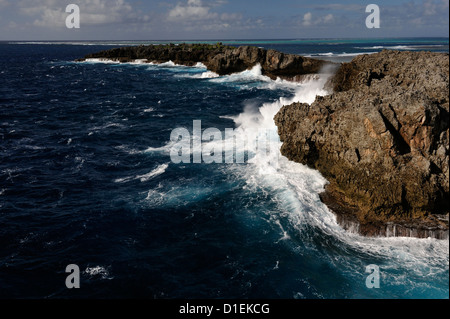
[[2, 36, 449, 42]]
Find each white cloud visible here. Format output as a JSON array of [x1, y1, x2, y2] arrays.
[[17, 0, 145, 27], [302, 12, 312, 26], [166, 0, 244, 32], [424, 0, 437, 15], [302, 12, 334, 27], [8, 21, 17, 28], [322, 13, 334, 23], [4, 0, 447, 40], [32, 8, 65, 27], [220, 12, 242, 21], [382, 0, 449, 29], [298, 0, 447, 35], [311, 4, 365, 12], [168, 0, 218, 21]]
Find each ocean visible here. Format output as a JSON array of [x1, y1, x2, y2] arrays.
[[0, 38, 448, 299]]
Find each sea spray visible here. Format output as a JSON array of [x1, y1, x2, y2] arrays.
[[222, 65, 449, 298]]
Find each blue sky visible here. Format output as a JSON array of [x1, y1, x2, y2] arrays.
[[0, 0, 448, 40]]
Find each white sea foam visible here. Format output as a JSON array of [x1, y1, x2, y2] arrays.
[[129, 59, 149, 65], [194, 62, 208, 69], [336, 51, 377, 57], [194, 63, 328, 92], [115, 144, 142, 155], [114, 163, 169, 183], [210, 64, 272, 84], [356, 46, 384, 49], [82, 58, 119, 64], [137, 163, 169, 182], [78, 58, 217, 82], [144, 182, 214, 208], [89, 122, 125, 132], [189, 71, 220, 79], [159, 60, 177, 67], [144, 141, 176, 154], [316, 52, 335, 56], [223, 64, 449, 287], [84, 266, 113, 280], [355, 45, 446, 50], [305, 51, 378, 58]]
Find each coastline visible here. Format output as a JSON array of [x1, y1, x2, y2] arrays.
[[78, 44, 449, 239], [1, 38, 449, 299], [76, 43, 333, 81]]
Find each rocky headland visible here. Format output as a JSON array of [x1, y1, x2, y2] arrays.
[[79, 45, 449, 239], [77, 43, 328, 81], [275, 50, 449, 239]]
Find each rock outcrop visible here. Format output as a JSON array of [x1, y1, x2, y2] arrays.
[[274, 50, 449, 239], [78, 43, 328, 80]]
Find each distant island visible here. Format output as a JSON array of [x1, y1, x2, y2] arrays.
[[78, 44, 449, 239]]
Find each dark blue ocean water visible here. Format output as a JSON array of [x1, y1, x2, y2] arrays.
[[0, 39, 448, 299]]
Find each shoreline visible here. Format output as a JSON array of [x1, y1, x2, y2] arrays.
[[76, 43, 334, 81], [78, 45, 449, 240]]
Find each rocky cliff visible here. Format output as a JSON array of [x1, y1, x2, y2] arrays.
[[275, 50, 449, 239], [78, 43, 328, 80]]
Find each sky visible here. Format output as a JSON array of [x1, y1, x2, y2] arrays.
[[0, 0, 448, 40]]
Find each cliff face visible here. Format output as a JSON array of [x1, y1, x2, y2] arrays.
[[204, 45, 326, 80], [79, 43, 328, 80], [274, 50, 449, 238]]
